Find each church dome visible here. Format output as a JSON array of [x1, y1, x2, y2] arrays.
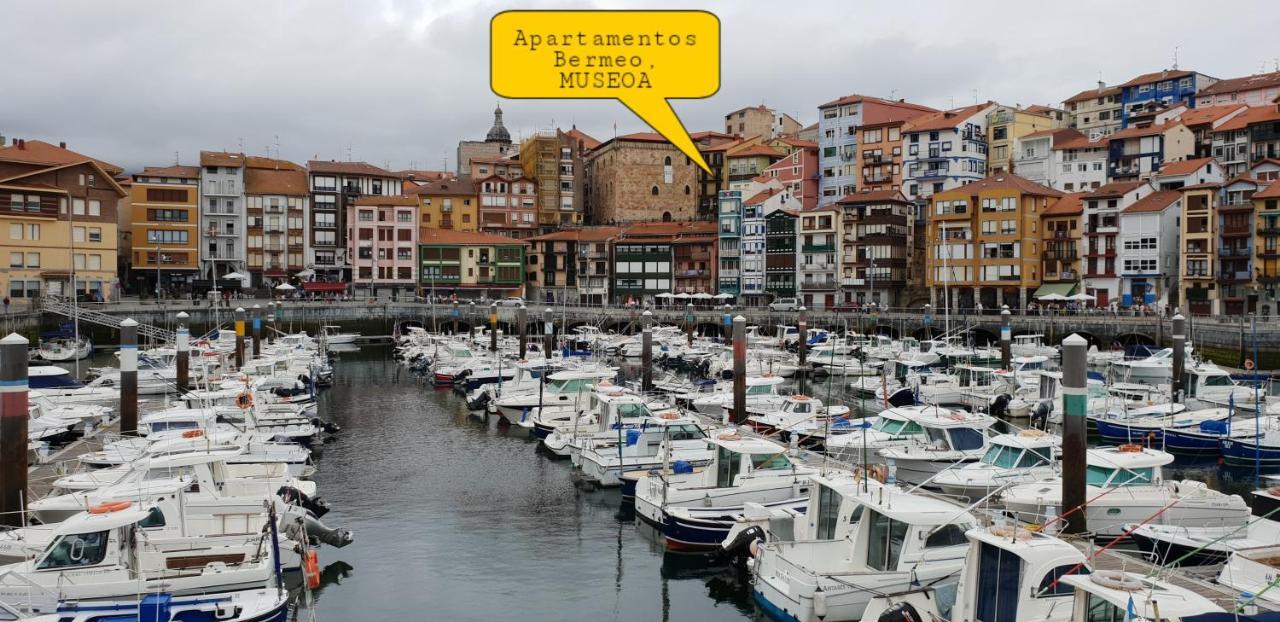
[[485, 104, 511, 144]]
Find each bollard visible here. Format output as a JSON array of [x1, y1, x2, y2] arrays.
[[797, 306, 808, 395], [1172, 313, 1186, 404], [234, 307, 245, 369], [685, 303, 694, 347], [732, 316, 747, 425], [641, 310, 653, 393], [517, 305, 528, 359], [1000, 305, 1012, 370], [120, 318, 139, 436], [251, 304, 262, 358], [0, 333, 29, 527], [176, 311, 190, 394], [1061, 333, 1088, 535], [543, 308, 554, 359], [489, 303, 498, 353]]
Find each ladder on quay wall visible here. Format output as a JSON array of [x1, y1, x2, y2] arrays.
[[40, 299, 175, 343]]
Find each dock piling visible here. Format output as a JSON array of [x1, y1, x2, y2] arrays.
[[732, 316, 746, 425], [1061, 332, 1088, 535], [1172, 313, 1186, 404], [0, 333, 29, 527], [234, 307, 245, 369], [120, 318, 139, 436], [489, 303, 498, 353], [517, 305, 528, 358], [251, 304, 262, 358], [641, 310, 653, 393], [1000, 305, 1011, 370], [176, 311, 190, 394]]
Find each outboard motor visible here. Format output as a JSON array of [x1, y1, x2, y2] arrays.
[[721, 524, 766, 560], [311, 417, 341, 434], [278, 486, 331, 518], [876, 602, 923, 622], [301, 513, 354, 548], [989, 394, 1011, 419], [468, 390, 493, 411]]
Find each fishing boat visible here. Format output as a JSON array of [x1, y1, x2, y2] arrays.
[[1161, 415, 1276, 457], [751, 473, 975, 622], [320, 325, 360, 344], [876, 407, 998, 486], [632, 431, 814, 551], [1001, 445, 1250, 538], [933, 430, 1060, 500], [26, 588, 290, 622], [540, 388, 661, 457], [576, 411, 712, 488], [1217, 542, 1280, 609], [1220, 427, 1280, 467]]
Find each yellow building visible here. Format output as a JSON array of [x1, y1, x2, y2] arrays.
[[926, 174, 1063, 309], [0, 140, 125, 302], [987, 106, 1068, 174], [130, 165, 200, 295], [411, 176, 478, 233], [1179, 183, 1218, 315], [1256, 181, 1280, 314], [518, 130, 585, 232]]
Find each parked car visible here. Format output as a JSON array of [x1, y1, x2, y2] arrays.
[[768, 297, 799, 312], [496, 296, 525, 307]]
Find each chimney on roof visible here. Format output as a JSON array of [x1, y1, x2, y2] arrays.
[[17, 139, 24, 150], [59, 141, 65, 149], [1097, 80, 1106, 91]]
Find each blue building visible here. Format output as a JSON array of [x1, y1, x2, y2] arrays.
[[1117, 69, 1217, 128], [717, 190, 742, 295]]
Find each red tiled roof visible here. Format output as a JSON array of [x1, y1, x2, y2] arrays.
[[1159, 157, 1215, 176], [903, 103, 995, 132], [409, 176, 478, 197], [1022, 104, 1062, 116], [244, 168, 308, 196], [1020, 127, 1084, 142], [1255, 182, 1280, 199], [528, 226, 623, 242], [744, 188, 783, 205], [690, 130, 736, 141], [1085, 181, 1146, 199], [944, 174, 1064, 197], [700, 138, 743, 153], [860, 99, 938, 127], [1173, 104, 1248, 127], [352, 195, 419, 207], [1042, 192, 1086, 216], [730, 144, 785, 159], [200, 151, 245, 167], [1198, 71, 1280, 97], [138, 165, 200, 179], [1052, 132, 1109, 150], [1180, 181, 1222, 191], [1216, 105, 1280, 132], [564, 128, 601, 150], [1115, 69, 1197, 89], [396, 169, 451, 181], [307, 160, 395, 177], [420, 228, 528, 246], [0, 139, 123, 175], [1063, 85, 1123, 103], [244, 156, 303, 171], [774, 137, 818, 149], [1107, 122, 1183, 141], [1124, 190, 1181, 214], [836, 189, 908, 204], [619, 221, 718, 239]]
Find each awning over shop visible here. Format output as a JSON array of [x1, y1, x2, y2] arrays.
[[263, 270, 288, 277], [1033, 282, 1076, 299], [303, 282, 347, 292]]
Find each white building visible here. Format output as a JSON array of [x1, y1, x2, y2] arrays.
[[738, 190, 772, 304], [900, 102, 994, 206], [1150, 157, 1223, 190], [197, 151, 248, 287], [1081, 181, 1154, 307], [817, 95, 935, 206], [1117, 190, 1182, 308], [1012, 128, 1080, 189], [1050, 132, 1109, 192]]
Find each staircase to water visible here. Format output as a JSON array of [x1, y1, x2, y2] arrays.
[[40, 299, 174, 343]]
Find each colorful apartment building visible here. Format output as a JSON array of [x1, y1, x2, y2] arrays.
[[130, 165, 200, 295], [725, 144, 785, 192], [836, 190, 914, 307], [717, 190, 742, 295], [519, 129, 586, 232], [1062, 83, 1123, 139], [1038, 193, 1085, 300], [900, 103, 994, 206], [198, 151, 248, 288], [1197, 71, 1280, 107], [610, 221, 716, 303], [764, 208, 797, 300], [796, 205, 839, 309], [816, 95, 936, 206], [306, 160, 400, 284], [1253, 181, 1280, 315], [1118, 190, 1182, 308], [346, 195, 418, 298], [724, 105, 802, 139], [1218, 177, 1262, 314], [244, 159, 309, 288], [1106, 122, 1196, 182], [412, 176, 478, 233], [925, 175, 1063, 310], [986, 105, 1066, 174], [1080, 181, 1153, 306], [1180, 183, 1219, 315], [1117, 69, 1218, 128], [757, 141, 819, 210], [0, 139, 125, 302], [418, 228, 527, 299], [525, 226, 620, 304], [475, 169, 538, 238]]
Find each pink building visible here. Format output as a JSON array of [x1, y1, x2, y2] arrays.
[[347, 195, 418, 298], [758, 142, 819, 210], [1196, 71, 1280, 107]]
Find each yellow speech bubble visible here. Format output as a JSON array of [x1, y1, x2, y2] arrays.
[[491, 10, 720, 173]]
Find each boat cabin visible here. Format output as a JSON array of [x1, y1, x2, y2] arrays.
[[705, 433, 798, 488], [948, 527, 1088, 622], [980, 431, 1058, 470], [1084, 446, 1172, 488], [1060, 570, 1222, 621]]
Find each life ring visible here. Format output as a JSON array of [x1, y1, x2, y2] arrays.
[[718, 431, 742, 441], [235, 391, 254, 410], [303, 549, 321, 589], [89, 501, 132, 514], [1118, 443, 1143, 453], [182, 429, 204, 439], [792, 395, 810, 401], [658, 411, 680, 420], [1246, 359, 1255, 371], [1020, 429, 1046, 438], [1090, 569, 1142, 591]]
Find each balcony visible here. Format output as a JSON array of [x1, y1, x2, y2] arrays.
[[1083, 248, 1116, 258], [1221, 224, 1252, 236], [1043, 249, 1078, 261], [263, 243, 285, 253], [1220, 201, 1254, 213], [801, 243, 836, 253], [1218, 271, 1252, 283], [863, 173, 891, 183], [679, 269, 707, 277], [1259, 226, 1280, 236], [1259, 273, 1280, 285], [1219, 246, 1251, 257], [863, 154, 886, 165], [859, 233, 907, 246], [1260, 249, 1280, 258], [861, 213, 908, 227], [913, 167, 949, 179], [1184, 269, 1211, 279], [800, 280, 838, 290]]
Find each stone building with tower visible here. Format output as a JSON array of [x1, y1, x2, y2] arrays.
[[456, 105, 516, 174]]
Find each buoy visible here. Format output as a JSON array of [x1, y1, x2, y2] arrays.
[[1118, 443, 1142, 453], [303, 549, 321, 589], [235, 391, 254, 410], [182, 429, 204, 439], [89, 501, 132, 514]]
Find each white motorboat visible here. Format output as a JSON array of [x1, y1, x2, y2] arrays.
[[1059, 570, 1224, 621], [496, 367, 618, 429], [876, 408, 998, 486], [576, 411, 713, 487], [824, 404, 963, 464], [751, 473, 975, 622], [1001, 445, 1250, 537], [1010, 334, 1059, 358], [933, 430, 1060, 500], [744, 394, 850, 443], [1109, 344, 1195, 383], [541, 388, 664, 457], [633, 431, 815, 551], [321, 324, 360, 344], [689, 374, 786, 417]]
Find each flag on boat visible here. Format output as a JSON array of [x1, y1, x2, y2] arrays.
[[1125, 594, 1136, 621]]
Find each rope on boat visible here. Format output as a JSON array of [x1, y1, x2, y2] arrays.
[[1041, 494, 1187, 595], [1147, 501, 1280, 574]]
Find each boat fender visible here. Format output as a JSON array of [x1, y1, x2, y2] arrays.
[[813, 587, 828, 620], [876, 602, 923, 622], [672, 460, 694, 475], [303, 549, 321, 589]]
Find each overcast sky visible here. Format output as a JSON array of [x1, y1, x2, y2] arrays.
[[6, 0, 1278, 173]]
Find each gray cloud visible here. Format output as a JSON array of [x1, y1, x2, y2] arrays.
[[4, 0, 1277, 172]]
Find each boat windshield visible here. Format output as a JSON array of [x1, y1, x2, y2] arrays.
[[667, 424, 704, 441], [616, 402, 652, 420], [1086, 465, 1153, 487], [945, 427, 986, 451], [37, 530, 110, 570], [148, 420, 200, 433], [1201, 374, 1234, 387], [874, 418, 923, 436], [750, 452, 792, 470], [981, 445, 1023, 468], [548, 378, 592, 393], [746, 384, 775, 396], [1016, 447, 1052, 468], [144, 465, 196, 481]]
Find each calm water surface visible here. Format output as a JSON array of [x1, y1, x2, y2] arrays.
[[300, 346, 759, 621]]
